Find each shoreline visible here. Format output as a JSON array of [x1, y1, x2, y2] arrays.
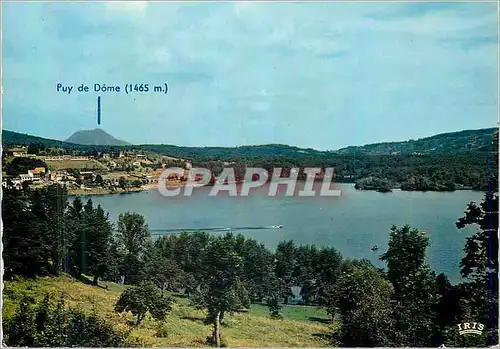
[[68, 183, 161, 196], [67, 182, 484, 197]]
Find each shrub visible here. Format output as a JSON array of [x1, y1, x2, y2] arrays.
[[114, 281, 173, 325], [4, 293, 129, 347], [155, 324, 169, 338]]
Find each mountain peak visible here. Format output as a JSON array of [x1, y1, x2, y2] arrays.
[[65, 128, 130, 146]]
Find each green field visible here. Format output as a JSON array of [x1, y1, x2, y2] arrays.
[[3, 275, 335, 347], [41, 159, 108, 171]]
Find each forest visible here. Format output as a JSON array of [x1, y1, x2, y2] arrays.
[[2, 128, 499, 346], [3, 129, 498, 192], [2, 181, 498, 347]]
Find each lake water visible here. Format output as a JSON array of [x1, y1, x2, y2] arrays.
[[76, 183, 485, 284]]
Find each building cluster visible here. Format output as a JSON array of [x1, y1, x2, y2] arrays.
[[2, 145, 184, 192], [2, 167, 48, 189]]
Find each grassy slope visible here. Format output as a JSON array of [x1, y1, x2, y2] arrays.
[[3, 275, 334, 347], [42, 159, 108, 171]]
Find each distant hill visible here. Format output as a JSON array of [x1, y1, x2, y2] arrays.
[[65, 128, 129, 146], [336, 127, 498, 155], [2, 127, 497, 159], [3, 130, 64, 148]]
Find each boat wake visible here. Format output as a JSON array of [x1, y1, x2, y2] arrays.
[[150, 225, 283, 234]]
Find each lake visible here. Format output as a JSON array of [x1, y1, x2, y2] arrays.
[[76, 183, 485, 284]]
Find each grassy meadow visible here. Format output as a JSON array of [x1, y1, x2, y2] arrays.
[[3, 275, 335, 347]]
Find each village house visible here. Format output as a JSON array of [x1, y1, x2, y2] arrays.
[[79, 171, 96, 181], [50, 173, 64, 182], [18, 173, 34, 182], [28, 167, 47, 178], [42, 156, 89, 161], [48, 169, 65, 182]]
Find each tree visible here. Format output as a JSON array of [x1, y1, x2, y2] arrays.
[[313, 247, 343, 306], [163, 232, 211, 296], [380, 225, 441, 346], [328, 260, 395, 347], [267, 297, 283, 320], [239, 238, 275, 302], [5, 157, 47, 176], [86, 204, 114, 285], [2, 184, 69, 278], [67, 196, 84, 276], [455, 191, 499, 345], [380, 225, 428, 290], [114, 281, 173, 325], [294, 245, 318, 304], [2, 188, 50, 278], [433, 273, 467, 344], [116, 212, 151, 284], [102, 233, 126, 283], [119, 176, 127, 189], [95, 174, 104, 186], [27, 142, 45, 155], [274, 241, 297, 303], [266, 276, 286, 319], [117, 212, 150, 256], [143, 240, 182, 293], [75, 174, 83, 186], [28, 184, 68, 276], [192, 235, 250, 347], [78, 199, 94, 276]]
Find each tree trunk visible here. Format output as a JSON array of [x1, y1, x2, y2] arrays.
[[213, 311, 221, 347], [137, 313, 144, 325], [93, 274, 99, 286]]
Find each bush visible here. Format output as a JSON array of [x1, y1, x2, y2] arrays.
[[206, 335, 228, 347], [155, 324, 169, 338], [267, 297, 283, 320], [4, 293, 129, 347], [5, 157, 47, 176], [114, 281, 173, 325]]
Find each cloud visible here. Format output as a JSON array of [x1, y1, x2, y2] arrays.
[[233, 1, 257, 17], [105, 1, 148, 12], [1, 2, 498, 149]]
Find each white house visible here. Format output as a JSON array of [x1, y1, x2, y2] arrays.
[[18, 173, 34, 182]]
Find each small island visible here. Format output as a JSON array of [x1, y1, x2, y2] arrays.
[[355, 176, 393, 193], [354, 175, 468, 193]]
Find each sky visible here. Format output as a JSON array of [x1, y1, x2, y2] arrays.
[[2, 1, 498, 150]]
